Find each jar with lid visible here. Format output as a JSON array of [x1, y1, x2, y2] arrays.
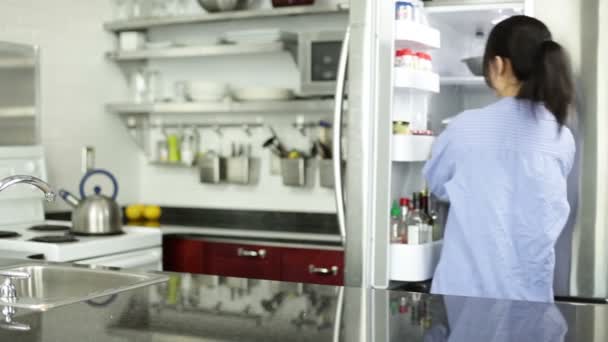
[[395, 1, 415, 21], [395, 49, 406, 67], [402, 49, 415, 69], [393, 121, 410, 135]]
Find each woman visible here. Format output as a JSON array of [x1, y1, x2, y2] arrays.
[[423, 15, 575, 303]]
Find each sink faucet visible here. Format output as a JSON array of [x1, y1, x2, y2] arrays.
[[0, 175, 55, 202]]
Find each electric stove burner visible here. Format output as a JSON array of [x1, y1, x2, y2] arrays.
[[0, 231, 20, 239], [28, 224, 70, 232], [30, 235, 79, 243]]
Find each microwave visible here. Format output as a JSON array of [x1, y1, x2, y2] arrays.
[[288, 30, 346, 98]]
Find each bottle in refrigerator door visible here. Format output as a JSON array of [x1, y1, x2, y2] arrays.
[[390, 201, 402, 243], [395, 1, 415, 21], [398, 198, 410, 243], [428, 196, 443, 241], [418, 191, 432, 243], [407, 193, 422, 244]]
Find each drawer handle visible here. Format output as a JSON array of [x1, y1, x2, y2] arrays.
[[309, 265, 338, 276], [237, 248, 266, 259]]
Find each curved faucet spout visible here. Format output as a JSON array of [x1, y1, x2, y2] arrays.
[[0, 175, 55, 202]]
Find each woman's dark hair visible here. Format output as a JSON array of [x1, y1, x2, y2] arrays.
[[483, 15, 574, 126]]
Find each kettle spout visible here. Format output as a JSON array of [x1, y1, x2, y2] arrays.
[[58, 189, 80, 208]]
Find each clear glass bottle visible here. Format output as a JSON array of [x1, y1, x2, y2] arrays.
[[407, 193, 422, 244], [419, 191, 432, 243], [390, 201, 402, 243]]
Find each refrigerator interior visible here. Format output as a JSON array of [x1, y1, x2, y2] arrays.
[[386, 2, 528, 287]]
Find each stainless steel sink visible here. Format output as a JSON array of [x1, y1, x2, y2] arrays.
[[0, 263, 168, 311]]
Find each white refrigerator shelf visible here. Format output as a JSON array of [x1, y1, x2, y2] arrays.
[[392, 135, 434, 162], [394, 68, 440, 93], [395, 21, 441, 50], [390, 240, 443, 282]]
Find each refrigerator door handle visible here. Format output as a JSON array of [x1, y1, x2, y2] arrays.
[[333, 26, 350, 244]]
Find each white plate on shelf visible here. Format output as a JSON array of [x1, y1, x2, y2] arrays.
[[222, 29, 285, 44], [232, 87, 294, 102], [145, 41, 174, 50]]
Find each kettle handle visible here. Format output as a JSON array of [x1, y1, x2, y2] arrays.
[[79, 169, 119, 200]]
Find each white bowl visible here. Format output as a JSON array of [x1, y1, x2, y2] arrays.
[[232, 86, 294, 101], [188, 81, 228, 102]]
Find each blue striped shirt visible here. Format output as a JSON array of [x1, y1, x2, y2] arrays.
[[423, 96, 575, 302]]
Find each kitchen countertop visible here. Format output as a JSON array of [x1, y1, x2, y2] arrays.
[[0, 263, 603, 341]]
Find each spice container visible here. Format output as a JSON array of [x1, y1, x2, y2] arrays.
[[393, 122, 410, 135]]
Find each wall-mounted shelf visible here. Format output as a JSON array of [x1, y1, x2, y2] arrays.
[[392, 135, 434, 162], [440, 76, 486, 87], [395, 21, 441, 50], [0, 58, 35, 69], [149, 161, 195, 168], [394, 68, 440, 93], [107, 42, 291, 61], [104, 6, 348, 32], [106, 99, 334, 115]]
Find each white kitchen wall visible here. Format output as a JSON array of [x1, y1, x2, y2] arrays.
[[0, 0, 140, 211]]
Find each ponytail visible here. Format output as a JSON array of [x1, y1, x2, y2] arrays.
[[483, 16, 575, 126], [518, 40, 574, 126]]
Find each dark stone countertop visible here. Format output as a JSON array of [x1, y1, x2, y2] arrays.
[[0, 269, 603, 341]]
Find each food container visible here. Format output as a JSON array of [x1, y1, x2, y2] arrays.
[[272, 0, 315, 7], [395, 1, 415, 21], [281, 158, 315, 187], [319, 159, 345, 189], [199, 153, 227, 184], [393, 121, 410, 135], [226, 157, 260, 185]]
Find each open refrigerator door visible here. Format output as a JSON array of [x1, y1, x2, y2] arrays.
[[365, 0, 529, 291]]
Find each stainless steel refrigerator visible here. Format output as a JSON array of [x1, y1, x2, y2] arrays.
[[334, 0, 606, 301]]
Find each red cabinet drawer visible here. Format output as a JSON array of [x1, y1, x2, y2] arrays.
[[163, 237, 207, 274], [281, 248, 344, 285], [205, 242, 282, 281]]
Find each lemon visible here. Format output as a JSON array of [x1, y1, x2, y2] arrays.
[[143, 205, 162, 221], [125, 204, 145, 221]]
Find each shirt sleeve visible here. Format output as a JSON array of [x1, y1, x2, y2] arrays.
[[423, 127, 456, 201]]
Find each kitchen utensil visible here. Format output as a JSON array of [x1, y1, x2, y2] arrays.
[[199, 152, 227, 184], [262, 133, 287, 158], [462, 56, 483, 76], [281, 158, 306, 186], [232, 86, 294, 101], [272, 0, 314, 7], [196, 0, 248, 12], [59, 169, 123, 236], [226, 144, 259, 185]]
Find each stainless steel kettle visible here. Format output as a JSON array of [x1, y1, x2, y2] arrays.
[[59, 169, 123, 235]]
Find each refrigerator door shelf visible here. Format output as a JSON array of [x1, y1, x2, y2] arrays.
[[395, 21, 441, 50], [390, 240, 442, 282], [392, 135, 434, 162], [394, 68, 440, 93]]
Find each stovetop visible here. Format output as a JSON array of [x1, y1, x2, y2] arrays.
[[0, 220, 161, 262]]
